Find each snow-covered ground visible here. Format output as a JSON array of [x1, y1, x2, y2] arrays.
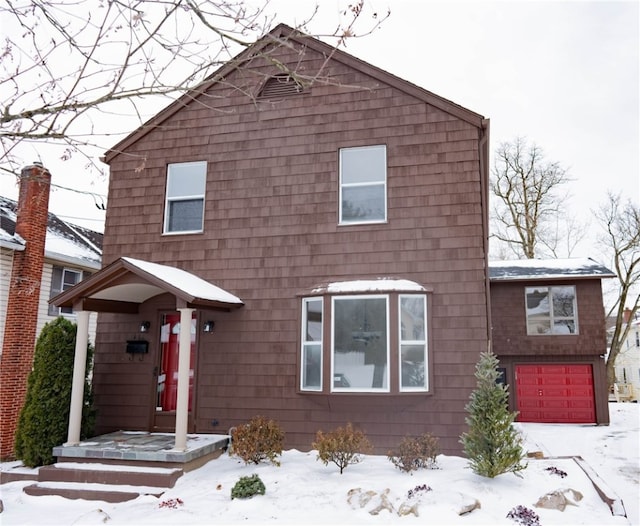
[[1, 403, 638, 525]]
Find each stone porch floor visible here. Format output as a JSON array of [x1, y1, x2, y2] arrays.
[[53, 431, 230, 464]]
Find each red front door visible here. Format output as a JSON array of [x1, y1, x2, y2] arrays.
[[515, 364, 595, 423], [154, 312, 196, 431]]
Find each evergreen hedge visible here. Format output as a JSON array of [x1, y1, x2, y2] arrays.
[[14, 317, 95, 467]]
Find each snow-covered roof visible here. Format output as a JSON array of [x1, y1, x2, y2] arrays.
[[122, 257, 243, 305], [489, 258, 615, 281], [0, 195, 102, 269], [311, 278, 427, 295]]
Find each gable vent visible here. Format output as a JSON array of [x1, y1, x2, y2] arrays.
[[258, 74, 304, 100]]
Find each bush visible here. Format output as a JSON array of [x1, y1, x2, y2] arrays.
[[230, 415, 284, 466], [507, 505, 541, 526], [459, 350, 526, 478], [313, 422, 373, 474], [388, 433, 440, 472], [231, 474, 266, 499], [14, 317, 95, 467]]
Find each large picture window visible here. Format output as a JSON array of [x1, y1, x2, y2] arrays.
[[164, 161, 207, 233], [332, 296, 389, 392], [525, 286, 578, 335], [339, 145, 387, 224]]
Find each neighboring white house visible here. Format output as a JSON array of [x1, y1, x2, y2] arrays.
[[0, 195, 103, 352], [610, 309, 640, 402]]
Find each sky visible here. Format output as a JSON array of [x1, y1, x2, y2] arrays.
[[1, 0, 638, 262], [0, 402, 638, 525]]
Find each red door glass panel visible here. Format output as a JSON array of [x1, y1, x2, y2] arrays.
[[157, 313, 196, 412]]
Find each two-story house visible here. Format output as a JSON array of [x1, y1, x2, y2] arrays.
[[51, 24, 613, 459]]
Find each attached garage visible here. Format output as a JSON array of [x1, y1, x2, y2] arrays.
[[515, 364, 596, 423]]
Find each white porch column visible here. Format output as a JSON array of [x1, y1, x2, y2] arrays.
[[173, 307, 194, 452], [66, 310, 90, 446]]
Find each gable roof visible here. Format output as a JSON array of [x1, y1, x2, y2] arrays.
[[0, 195, 102, 269], [488, 258, 616, 282], [103, 23, 487, 164], [51, 257, 244, 313]]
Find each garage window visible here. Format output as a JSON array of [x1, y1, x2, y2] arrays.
[[525, 286, 578, 335]]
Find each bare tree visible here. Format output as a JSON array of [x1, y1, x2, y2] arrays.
[[594, 192, 640, 390], [1, 0, 388, 176], [489, 136, 585, 259]]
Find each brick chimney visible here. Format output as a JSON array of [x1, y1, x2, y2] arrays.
[[0, 163, 51, 460]]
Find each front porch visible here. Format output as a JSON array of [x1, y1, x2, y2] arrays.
[[1, 431, 230, 502]]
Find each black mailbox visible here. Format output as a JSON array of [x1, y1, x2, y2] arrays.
[[126, 340, 149, 354]]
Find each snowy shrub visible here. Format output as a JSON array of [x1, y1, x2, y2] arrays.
[[231, 474, 266, 499], [313, 422, 373, 474], [388, 433, 440, 472], [230, 415, 284, 466], [406, 484, 433, 499], [507, 505, 541, 526], [159, 498, 183, 509], [14, 317, 95, 467], [545, 466, 567, 478]]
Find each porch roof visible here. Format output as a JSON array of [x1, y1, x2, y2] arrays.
[[50, 257, 244, 313]]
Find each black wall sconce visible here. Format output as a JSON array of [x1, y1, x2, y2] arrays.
[[139, 321, 151, 333], [203, 320, 215, 333]]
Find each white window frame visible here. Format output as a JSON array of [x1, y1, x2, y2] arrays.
[[525, 285, 578, 335], [339, 145, 387, 225], [49, 266, 82, 316], [331, 294, 390, 393], [399, 294, 428, 392], [301, 297, 323, 392], [163, 161, 207, 234]]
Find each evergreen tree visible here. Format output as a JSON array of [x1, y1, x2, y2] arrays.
[[460, 350, 527, 478], [14, 317, 95, 467]]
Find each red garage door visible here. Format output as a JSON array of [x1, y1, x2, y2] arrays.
[[515, 364, 595, 423]]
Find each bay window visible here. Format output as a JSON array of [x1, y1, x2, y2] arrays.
[[300, 283, 429, 394]]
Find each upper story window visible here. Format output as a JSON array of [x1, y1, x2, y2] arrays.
[[164, 161, 207, 234], [525, 285, 578, 335], [300, 281, 429, 394], [339, 145, 387, 225], [48, 266, 83, 316]]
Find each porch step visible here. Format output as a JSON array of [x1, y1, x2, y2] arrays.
[[22, 462, 183, 503], [38, 462, 183, 488], [23, 481, 166, 503]]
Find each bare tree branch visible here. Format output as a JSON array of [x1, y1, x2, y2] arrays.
[[489, 136, 579, 259], [594, 192, 640, 390], [0, 0, 389, 177]]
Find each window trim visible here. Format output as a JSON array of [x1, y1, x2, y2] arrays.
[[338, 145, 387, 225], [48, 265, 83, 316], [331, 294, 390, 393], [525, 285, 578, 335], [398, 294, 428, 392], [299, 288, 431, 395], [300, 297, 323, 392], [163, 160, 207, 234]]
